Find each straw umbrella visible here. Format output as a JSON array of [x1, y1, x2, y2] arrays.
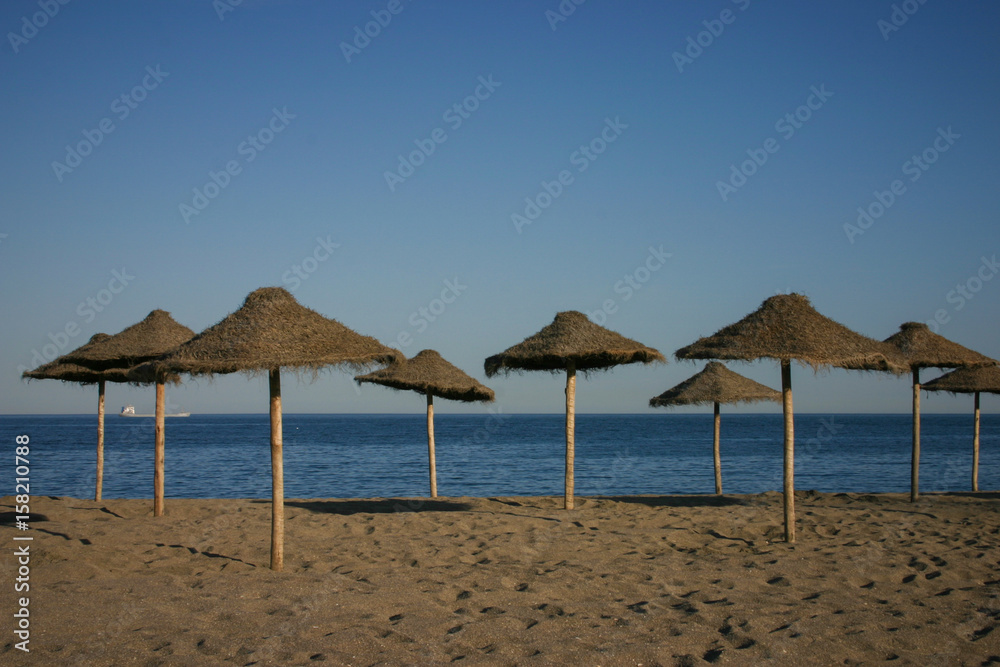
[[22, 334, 137, 501], [63, 310, 195, 517], [649, 361, 780, 494], [131, 287, 400, 571], [676, 293, 906, 542], [922, 365, 1000, 492], [484, 311, 665, 509], [355, 349, 495, 497], [883, 322, 996, 501]]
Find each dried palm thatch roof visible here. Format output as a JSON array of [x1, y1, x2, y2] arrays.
[[24, 360, 149, 385], [22, 333, 178, 384], [356, 349, 494, 403], [134, 287, 400, 379], [484, 311, 665, 376], [884, 322, 996, 370], [650, 361, 780, 407], [922, 365, 1000, 395], [675, 293, 907, 373], [22, 333, 109, 381], [62, 310, 195, 370]]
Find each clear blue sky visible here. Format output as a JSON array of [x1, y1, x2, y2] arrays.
[[3, 0, 998, 415]]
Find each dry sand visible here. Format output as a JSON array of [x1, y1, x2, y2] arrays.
[[2, 491, 1000, 666]]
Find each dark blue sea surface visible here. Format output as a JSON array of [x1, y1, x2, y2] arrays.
[[1, 413, 997, 499]]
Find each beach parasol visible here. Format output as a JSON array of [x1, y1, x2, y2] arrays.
[[63, 310, 195, 517], [675, 293, 907, 542], [355, 349, 495, 497], [649, 361, 780, 494], [883, 322, 996, 501], [922, 365, 1000, 492], [131, 287, 400, 571], [21, 333, 159, 501], [484, 311, 665, 509]]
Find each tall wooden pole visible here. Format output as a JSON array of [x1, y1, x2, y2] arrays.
[[153, 382, 165, 517], [269, 369, 284, 571], [781, 360, 795, 543], [427, 392, 437, 498], [565, 364, 577, 510], [96, 379, 105, 502], [911, 368, 920, 502], [713, 401, 722, 495], [973, 391, 981, 493]]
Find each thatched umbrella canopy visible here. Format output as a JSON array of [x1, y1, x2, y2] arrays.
[[649, 361, 780, 494], [63, 310, 195, 517], [355, 349, 495, 498], [24, 333, 112, 377], [132, 287, 400, 571], [484, 311, 665, 509], [24, 357, 130, 384], [676, 293, 907, 542], [923, 365, 1000, 492], [884, 322, 996, 501], [21, 333, 179, 501], [23, 334, 117, 501], [62, 310, 196, 369]]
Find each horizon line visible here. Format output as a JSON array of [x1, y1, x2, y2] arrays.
[[1, 411, 993, 417]]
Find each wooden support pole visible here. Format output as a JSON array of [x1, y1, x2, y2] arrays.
[[96, 380, 105, 502], [270, 369, 284, 572], [911, 368, 920, 502], [781, 360, 795, 543], [713, 401, 722, 495], [427, 392, 437, 498], [565, 365, 577, 510], [153, 382, 165, 517], [973, 391, 981, 493]]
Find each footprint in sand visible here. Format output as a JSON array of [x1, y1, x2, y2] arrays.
[[152, 642, 172, 654], [535, 603, 566, 617], [672, 601, 698, 615], [626, 601, 648, 614], [703, 647, 724, 662]]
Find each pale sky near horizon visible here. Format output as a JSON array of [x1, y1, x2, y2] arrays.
[[2, 0, 998, 415]]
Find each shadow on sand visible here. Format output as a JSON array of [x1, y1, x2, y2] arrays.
[[154, 542, 257, 567], [940, 491, 1000, 500], [593, 494, 748, 508], [279, 498, 475, 515], [0, 511, 49, 525]]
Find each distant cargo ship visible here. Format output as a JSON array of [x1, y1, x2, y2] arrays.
[[120, 405, 191, 418]]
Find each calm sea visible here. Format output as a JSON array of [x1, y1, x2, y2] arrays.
[[1, 414, 996, 499]]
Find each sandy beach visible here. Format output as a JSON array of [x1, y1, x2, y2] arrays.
[[3, 491, 1000, 665]]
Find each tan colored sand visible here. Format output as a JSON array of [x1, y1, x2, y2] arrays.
[[2, 491, 1000, 665]]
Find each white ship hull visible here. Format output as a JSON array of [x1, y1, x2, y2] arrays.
[[120, 405, 190, 418]]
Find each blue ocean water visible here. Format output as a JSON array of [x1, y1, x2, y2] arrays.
[[1, 413, 997, 499]]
